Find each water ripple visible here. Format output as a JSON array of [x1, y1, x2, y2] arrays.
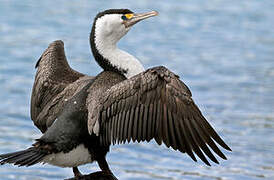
[[0, 0, 274, 180]]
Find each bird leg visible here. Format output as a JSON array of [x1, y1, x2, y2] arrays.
[[97, 157, 112, 174], [73, 167, 83, 178], [65, 158, 117, 180], [65, 161, 118, 180]]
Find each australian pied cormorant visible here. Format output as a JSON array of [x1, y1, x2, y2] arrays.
[[0, 9, 231, 179]]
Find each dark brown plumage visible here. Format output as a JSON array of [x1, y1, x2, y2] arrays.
[[31, 41, 93, 133], [88, 66, 231, 166]]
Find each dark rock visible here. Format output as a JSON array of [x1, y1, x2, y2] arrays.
[[65, 171, 118, 180]]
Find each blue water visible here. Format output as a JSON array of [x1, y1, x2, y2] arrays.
[[0, 0, 273, 179]]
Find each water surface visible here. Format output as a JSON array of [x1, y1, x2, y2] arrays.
[[0, 0, 273, 179]]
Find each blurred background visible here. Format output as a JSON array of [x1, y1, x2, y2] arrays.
[[0, 0, 273, 179]]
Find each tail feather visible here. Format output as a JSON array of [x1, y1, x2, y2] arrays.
[[10, 151, 37, 165], [14, 151, 39, 166], [25, 154, 45, 167], [0, 147, 46, 166]]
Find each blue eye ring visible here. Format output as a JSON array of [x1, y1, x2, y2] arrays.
[[121, 15, 128, 20]]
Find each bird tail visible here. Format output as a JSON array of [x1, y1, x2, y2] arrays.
[[0, 147, 46, 167]]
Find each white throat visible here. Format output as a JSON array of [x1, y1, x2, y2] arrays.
[[94, 14, 145, 78]]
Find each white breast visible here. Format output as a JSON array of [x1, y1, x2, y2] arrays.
[[42, 144, 93, 167]]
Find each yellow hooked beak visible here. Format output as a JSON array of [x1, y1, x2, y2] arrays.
[[123, 11, 159, 28]]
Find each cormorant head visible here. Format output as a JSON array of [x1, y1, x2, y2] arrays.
[[91, 9, 158, 45], [90, 9, 158, 77]]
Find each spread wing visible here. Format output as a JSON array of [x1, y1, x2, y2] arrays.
[[31, 40, 85, 133], [89, 66, 231, 166]]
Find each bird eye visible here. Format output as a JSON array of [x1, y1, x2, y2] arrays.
[[121, 15, 128, 20]]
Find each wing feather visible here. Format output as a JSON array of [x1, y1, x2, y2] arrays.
[[168, 109, 177, 150], [138, 104, 145, 142], [132, 106, 140, 142], [142, 105, 149, 141], [90, 66, 231, 165], [31, 40, 86, 132]]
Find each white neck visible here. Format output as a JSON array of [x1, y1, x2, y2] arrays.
[[95, 41, 145, 78], [94, 14, 145, 78]]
